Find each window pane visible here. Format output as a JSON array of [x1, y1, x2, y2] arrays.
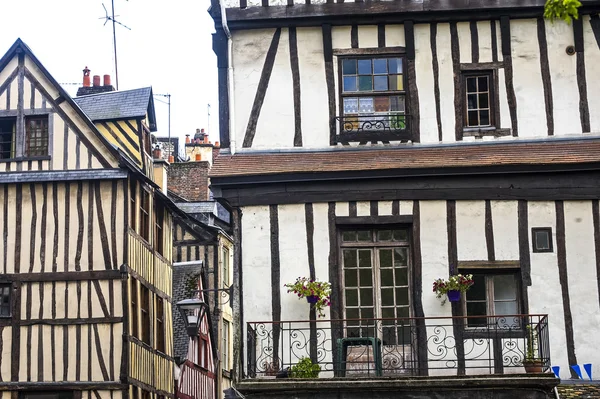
[[467, 275, 486, 300], [397, 307, 409, 318], [374, 76, 388, 91], [381, 269, 394, 287], [479, 93, 489, 108], [393, 229, 408, 241], [466, 77, 477, 93], [346, 290, 358, 307], [374, 97, 390, 112], [388, 58, 403, 74], [359, 268, 372, 286], [360, 288, 373, 306], [467, 94, 477, 110], [478, 76, 489, 91], [343, 98, 358, 114], [381, 288, 394, 306], [480, 110, 490, 126], [394, 248, 408, 267], [342, 59, 357, 75], [494, 300, 518, 316], [395, 268, 408, 287], [358, 250, 371, 267], [535, 231, 550, 250], [466, 301, 487, 317], [378, 230, 392, 241], [382, 308, 395, 319], [343, 250, 357, 268], [373, 59, 387, 74], [388, 75, 403, 91], [468, 110, 479, 126], [342, 231, 357, 242], [358, 59, 372, 74], [493, 275, 517, 301], [361, 308, 374, 319], [358, 76, 373, 91], [343, 76, 357, 92], [390, 96, 405, 112], [345, 269, 358, 287], [379, 249, 393, 267], [358, 98, 374, 113], [396, 287, 409, 305], [357, 230, 371, 241], [346, 307, 359, 319]]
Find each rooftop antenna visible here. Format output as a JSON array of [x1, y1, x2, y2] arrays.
[[99, 1, 131, 90]]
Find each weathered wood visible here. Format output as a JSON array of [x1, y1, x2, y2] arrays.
[[485, 200, 495, 261], [377, 24, 386, 47], [459, 61, 504, 70], [214, 28, 231, 148], [269, 205, 281, 365], [323, 24, 336, 145], [10, 280, 21, 382], [536, 17, 553, 136], [333, 46, 406, 56], [351, 25, 358, 48], [289, 27, 303, 147], [500, 16, 518, 137], [593, 200, 600, 309], [348, 201, 357, 217], [573, 18, 591, 133], [336, 215, 413, 225], [591, 14, 600, 49], [430, 23, 443, 142], [450, 22, 462, 141], [411, 201, 428, 375], [0, 270, 121, 282], [518, 200, 532, 287], [470, 21, 479, 63], [458, 260, 520, 269], [242, 28, 281, 148]]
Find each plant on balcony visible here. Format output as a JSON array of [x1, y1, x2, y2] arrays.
[[289, 357, 321, 378], [284, 277, 331, 318], [432, 274, 474, 304], [522, 325, 544, 373]]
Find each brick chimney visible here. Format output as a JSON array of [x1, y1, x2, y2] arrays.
[[167, 162, 211, 202], [76, 67, 116, 97]]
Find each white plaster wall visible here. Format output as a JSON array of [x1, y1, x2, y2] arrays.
[[379, 201, 393, 216], [356, 201, 370, 216], [313, 203, 333, 364], [510, 19, 546, 138], [545, 19, 581, 135], [386, 24, 405, 47], [477, 21, 494, 63], [457, 22, 472, 64], [495, 21, 504, 63], [436, 23, 458, 142], [232, 29, 274, 152], [491, 201, 519, 261], [400, 201, 413, 215], [336, 202, 350, 217], [497, 68, 512, 130], [527, 201, 567, 370], [358, 25, 378, 48], [332, 26, 351, 49], [297, 27, 330, 148], [414, 24, 438, 143], [563, 201, 600, 369], [456, 201, 487, 261], [253, 28, 296, 149], [583, 15, 600, 133]]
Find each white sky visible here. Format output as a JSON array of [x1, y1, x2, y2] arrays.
[[0, 0, 218, 147]]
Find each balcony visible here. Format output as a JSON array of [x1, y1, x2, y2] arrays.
[[335, 114, 413, 143], [246, 314, 550, 378]]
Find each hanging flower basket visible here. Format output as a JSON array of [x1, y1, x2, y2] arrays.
[[284, 277, 332, 318], [306, 295, 319, 304], [432, 274, 474, 305]]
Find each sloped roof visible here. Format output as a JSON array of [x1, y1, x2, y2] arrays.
[[74, 87, 157, 131]]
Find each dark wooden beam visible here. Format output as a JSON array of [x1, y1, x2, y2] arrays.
[[335, 215, 413, 225], [0, 382, 127, 391], [0, 270, 122, 282]]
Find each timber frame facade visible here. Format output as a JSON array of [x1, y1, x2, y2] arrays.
[[0, 39, 175, 399]]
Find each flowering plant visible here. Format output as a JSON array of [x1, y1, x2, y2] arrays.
[[432, 274, 474, 304], [284, 277, 332, 318]]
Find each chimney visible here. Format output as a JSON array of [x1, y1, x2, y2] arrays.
[[103, 75, 111, 86], [93, 75, 101, 87], [82, 67, 91, 87]]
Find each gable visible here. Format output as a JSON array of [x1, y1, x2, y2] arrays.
[[0, 39, 120, 173]]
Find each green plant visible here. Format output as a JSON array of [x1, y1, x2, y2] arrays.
[[289, 357, 321, 378], [544, 0, 582, 23], [432, 274, 474, 304], [284, 277, 332, 318], [525, 325, 539, 361]]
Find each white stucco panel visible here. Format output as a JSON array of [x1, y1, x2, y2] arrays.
[[477, 21, 494, 63], [497, 68, 511, 130], [436, 23, 458, 142], [414, 23, 438, 143], [232, 29, 275, 151], [296, 27, 330, 148], [457, 22, 472, 64], [358, 25, 378, 48], [253, 28, 296, 149], [357, 201, 370, 217], [400, 201, 414, 216], [583, 15, 600, 133], [456, 201, 487, 261], [385, 24, 405, 47], [332, 26, 351, 49], [490, 201, 519, 261], [379, 201, 393, 216]]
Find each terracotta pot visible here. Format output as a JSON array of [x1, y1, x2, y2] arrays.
[[523, 360, 545, 373]]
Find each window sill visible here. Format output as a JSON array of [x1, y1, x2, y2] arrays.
[[0, 156, 51, 163], [462, 127, 511, 139]]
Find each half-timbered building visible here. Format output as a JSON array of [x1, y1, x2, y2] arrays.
[[208, 1, 600, 398], [0, 39, 175, 399]]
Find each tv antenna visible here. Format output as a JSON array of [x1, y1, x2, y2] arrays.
[[99, 1, 131, 90]]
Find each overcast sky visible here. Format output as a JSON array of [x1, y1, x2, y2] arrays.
[[1, 0, 218, 147]]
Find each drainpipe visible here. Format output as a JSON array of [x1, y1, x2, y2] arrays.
[[219, 0, 236, 155]]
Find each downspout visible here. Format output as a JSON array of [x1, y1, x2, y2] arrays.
[[219, 0, 236, 155]]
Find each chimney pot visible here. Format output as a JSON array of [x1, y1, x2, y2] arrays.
[[103, 75, 111, 86], [93, 75, 101, 87], [168, 155, 174, 163], [201, 128, 205, 133], [83, 66, 91, 87], [215, 141, 220, 147], [195, 154, 201, 161], [185, 134, 191, 144], [204, 136, 209, 144]]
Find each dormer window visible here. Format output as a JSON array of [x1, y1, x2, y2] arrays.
[[336, 53, 410, 143]]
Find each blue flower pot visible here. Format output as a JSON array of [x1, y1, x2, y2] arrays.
[[447, 290, 461, 302], [306, 295, 319, 304]]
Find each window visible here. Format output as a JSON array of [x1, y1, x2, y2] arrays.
[[131, 279, 139, 338], [222, 319, 230, 371], [339, 56, 407, 139], [154, 203, 164, 255], [0, 284, 10, 317], [130, 179, 137, 232], [0, 118, 15, 159], [141, 285, 151, 345], [532, 228, 553, 253], [463, 72, 494, 128], [222, 246, 230, 286], [140, 189, 151, 242], [24, 117, 49, 157], [464, 273, 520, 329], [156, 296, 165, 353], [341, 228, 411, 345], [199, 331, 210, 369]]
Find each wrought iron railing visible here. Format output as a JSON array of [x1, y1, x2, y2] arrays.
[[246, 314, 550, 378], [334, 114, 412, 143]]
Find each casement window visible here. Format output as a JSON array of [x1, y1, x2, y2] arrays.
[[156, 296, 165, 353], [340, 228, 411, 345], [222, 319, 230, 371], [532, 228, 553, 253], [464, 273, 521, 329], [131, 279, 139, 338], [222, 246, 230, 286], [0, 284, 11, 317], [140, 189, 151, 242], [130, 179, 137, 232], [338, 56, 408, 142], [24, 117, 49, 157], [0, 118, 16, 159], [141, 285, 151, 345], [154, 203, 164, 255]]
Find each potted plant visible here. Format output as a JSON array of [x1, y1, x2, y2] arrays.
[[432, 274, 474, 304], [284, 277, 331, 318], [522, 325, 544, 373], [289, 357, 321, 378]]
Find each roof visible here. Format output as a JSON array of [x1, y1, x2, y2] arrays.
[[210, 137, 600, 182], [74, 87, 157, 131]]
